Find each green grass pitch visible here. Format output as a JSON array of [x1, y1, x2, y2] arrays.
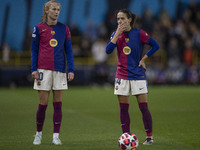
[[0, 86, 200, 150]]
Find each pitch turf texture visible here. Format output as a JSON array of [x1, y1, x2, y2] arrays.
[[0, 86, 199, 150]]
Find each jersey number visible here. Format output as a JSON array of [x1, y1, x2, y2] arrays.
[[38, 72, 43, 81], [115, 78, 121, 85]]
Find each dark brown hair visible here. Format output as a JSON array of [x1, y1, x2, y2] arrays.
[[115, 9, 137, 27]]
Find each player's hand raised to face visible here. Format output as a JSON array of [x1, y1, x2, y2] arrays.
[[116, 23, 126, 34]]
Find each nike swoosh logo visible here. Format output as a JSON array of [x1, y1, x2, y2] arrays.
[[139, 87, 144, 90]]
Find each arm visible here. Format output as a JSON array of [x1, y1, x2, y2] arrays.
[[146, 37, 160, 57], [31, 26, 40, 79], [65, 38, 74, 81], [65, 26, 74, 81], [111, 22, 126, 44], [106, 41, 116, 54], [139, 37, 160, 69], [106, 23, 127, 54]]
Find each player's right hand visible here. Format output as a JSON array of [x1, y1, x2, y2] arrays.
[[67, 72, 74, 82], [116, 23, 126, 34], [32, 71, 39, 79]]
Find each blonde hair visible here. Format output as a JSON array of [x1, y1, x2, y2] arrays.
[[41, 0, 61, 23]]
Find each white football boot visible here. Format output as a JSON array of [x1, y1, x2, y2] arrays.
[[33, 132, 42, 145], [52, 137, 62, 145]]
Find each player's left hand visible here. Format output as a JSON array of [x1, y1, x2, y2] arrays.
[[139, 54, 148, 70], [138, 60, 146, 70], [67, 72, 74, 82]]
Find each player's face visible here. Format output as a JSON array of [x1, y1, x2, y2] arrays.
[[47, 3, 60, 21], [117, 12, 132, 31]]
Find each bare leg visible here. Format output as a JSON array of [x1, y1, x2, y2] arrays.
[[53, 90, 63, 103], [38, 90, 50, 105]]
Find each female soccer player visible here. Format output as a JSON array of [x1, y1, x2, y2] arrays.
[[106, 9, 160, 145], [31, 0, 74, 145]]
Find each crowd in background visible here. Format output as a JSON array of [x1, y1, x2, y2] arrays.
[[1, 0, 200, 86], [68, 1, 200, 85]]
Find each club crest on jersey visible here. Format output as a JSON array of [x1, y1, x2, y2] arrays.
[[123, 46, 131, 55], [37, 80, 41, 86], [49, 39, 58, 47], [125, 38, 129, 43], [51, 31, 55, 35]]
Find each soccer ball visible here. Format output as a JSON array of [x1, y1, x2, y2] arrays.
[[118, 133, 139, 150]]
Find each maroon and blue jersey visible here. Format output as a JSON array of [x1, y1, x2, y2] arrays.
[[31, 22, 74, 73], [106, 28, 159, 80]]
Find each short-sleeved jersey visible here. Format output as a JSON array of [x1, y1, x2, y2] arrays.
[[31, 22, 74, 73], [111, 28, 150, 80]]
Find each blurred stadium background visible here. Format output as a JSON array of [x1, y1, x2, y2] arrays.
[[1, 1, 200, 149], [1, 0, 200, 87]]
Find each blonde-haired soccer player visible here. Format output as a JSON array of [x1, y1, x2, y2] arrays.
[[32, 0, 74, 145]]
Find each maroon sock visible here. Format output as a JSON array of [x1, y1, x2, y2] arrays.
[[120, 103, 130, 133], [36, 104, 47, 132], [53, 102, 62, 133], [139, 102, 152, 136]]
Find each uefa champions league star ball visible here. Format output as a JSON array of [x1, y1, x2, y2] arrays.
[[118, 133, 139, 150]]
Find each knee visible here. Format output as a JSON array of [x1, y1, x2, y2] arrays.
[[39, 99, 48, 105], [118, 95, 129, 104]]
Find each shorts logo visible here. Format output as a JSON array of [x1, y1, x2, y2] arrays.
[[115, 85, 119, 90], [49, 39, 58, 47], [123, 46, 131, 55], [139, 87, 144, 90], [37, 80, 41, 86]]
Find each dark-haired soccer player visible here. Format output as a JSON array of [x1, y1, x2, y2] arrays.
[[31, 0, 74, 145], [106, 9, 160, 145]]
